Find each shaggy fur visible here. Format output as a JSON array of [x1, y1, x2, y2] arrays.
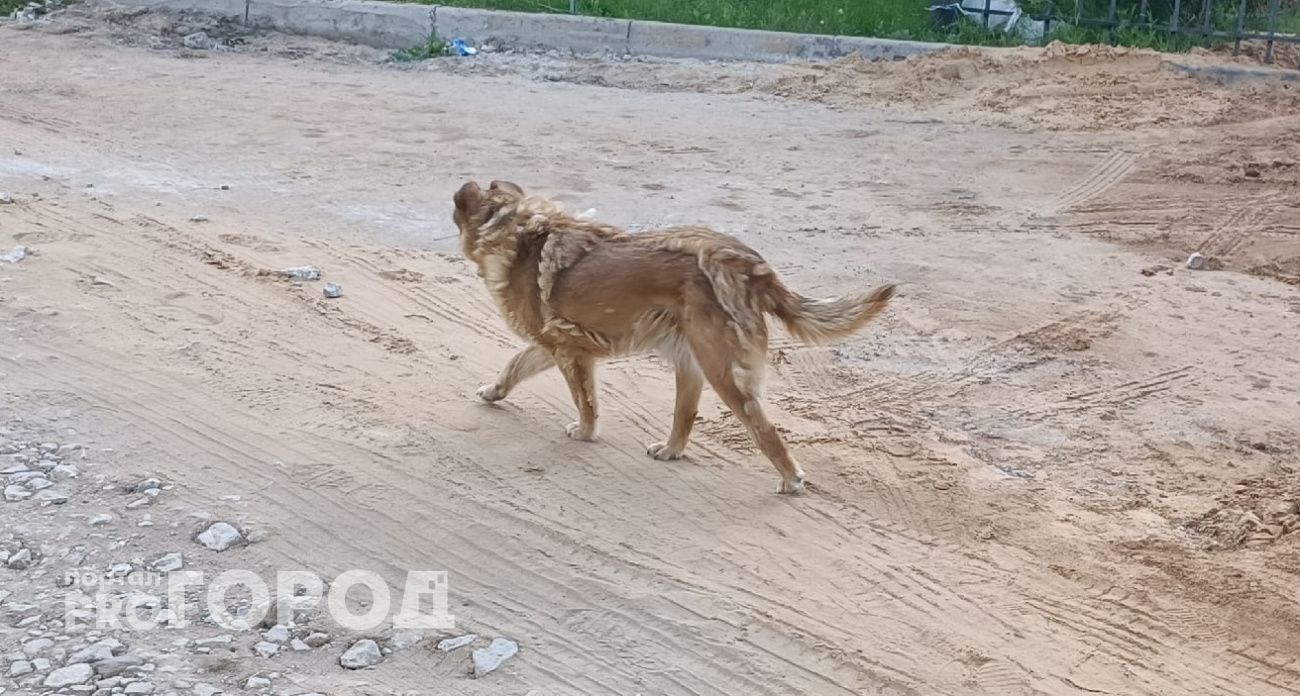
[[453, 180, 895, 494]]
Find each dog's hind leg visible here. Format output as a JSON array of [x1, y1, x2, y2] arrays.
[[477, 344, 555, 402], [647, 353, 704, 461], [555, 352, 599, 441], [681, 302, 806, 494]]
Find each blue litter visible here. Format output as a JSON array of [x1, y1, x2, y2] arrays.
[[450, 38, 478, 57]]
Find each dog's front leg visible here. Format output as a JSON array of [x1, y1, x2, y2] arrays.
[[555, 352, 598, 441], [477, 344, 555, 402], [648, 358, 703, 460]]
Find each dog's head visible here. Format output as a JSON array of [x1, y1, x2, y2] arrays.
[[452, 180, 526, 264]]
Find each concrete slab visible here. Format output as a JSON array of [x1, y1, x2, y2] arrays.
[[246, 0, 433, 49], [434, 6, 629, 54], [110, 0, 247, 17], [627, 19, 942, 62]]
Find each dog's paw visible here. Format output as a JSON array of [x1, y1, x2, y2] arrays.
[[476, 384, 507, 402], [565, 422, 596, 441], [778, 474, 807, 495], [646, 442, 684, 461]]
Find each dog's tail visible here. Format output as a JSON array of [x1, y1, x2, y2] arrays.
[[766, 281, 896, 345]]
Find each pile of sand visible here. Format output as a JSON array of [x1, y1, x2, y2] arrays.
[[761, 42, 1300, 131]]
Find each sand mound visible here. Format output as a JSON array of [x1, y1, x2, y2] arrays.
[[763, 42, 1300, 131]]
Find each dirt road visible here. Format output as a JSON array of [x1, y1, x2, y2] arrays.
[[2, 7, 1299, 695]]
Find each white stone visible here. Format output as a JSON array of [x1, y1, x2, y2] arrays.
[[93, 655, 144, 678], [22, 638, 52, 657], [195, 523, 243, 552], [151, 553, 184, 573], [253, 641, 279, 658], [471, 638, 519, 678], [44, 663, 95, 688], [436, 634, 477, 652], [4, 485, 31, 502], [338, 639, 382, 670], [262, 625, 290, 644], [124, 682, 156, 695], [8, 660, 33, 678], [192, 684, 222, 696], [7, 548, 33, 570], [243, 676, 271, 690], [34, 489, 69, 504]]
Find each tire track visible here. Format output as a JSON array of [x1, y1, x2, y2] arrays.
[[1043, 150, 1142, 216]]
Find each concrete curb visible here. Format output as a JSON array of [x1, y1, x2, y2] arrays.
[[107, 0, 946, 62], [248, 0, 432, 49], [103, 0, 1300, 81]]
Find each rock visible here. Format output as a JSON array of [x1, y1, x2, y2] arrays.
[[123, 682, 156, 695], [7, 548, 33, 570], [32, 657, 51, 671], [435, 634, 476, 652], [0, 245, 27, 264], [1186, 252, 1207, 270], [133, 478, 163, 493], [323, 282, 343, 299], [93, 655, 144, 678], [69, 641, 119, 665], [253, 641, 279, 658], [8, 660, 33, 678], [289, 639, 310, 652], [243, 676, 271, 689], [0, 192, 12, 204], [45, 663, 95, 688], [262, 625, 290, 644], [181, 33, 213, 50], [151, 553, 184, 573], [24, 476, 53, 490], [110, 562, 134, 578], [35, 489, 69, 504], [385, 629, 423, 652], [472, 638, 519, 677], [303, 632, 330, 648], [1265, 500, 1299, 521], [338, 639, 382, 670], [22, 638, 53, 657], [195, 522, 244, 552], [191, 636, 232, 649], [280, 266, 321, 281], [4, 484, 32, 502], [192, 684, 222, 696], [90, 514, 115, 526]]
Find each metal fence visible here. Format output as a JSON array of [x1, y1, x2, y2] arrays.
[[949, 0, 1300, 65]]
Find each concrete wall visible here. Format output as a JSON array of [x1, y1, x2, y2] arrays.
[[108, 0, 946, 63]]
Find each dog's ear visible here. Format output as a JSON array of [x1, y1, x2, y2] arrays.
[[488, 180, 525, 197], [454, 181, 484, 220]]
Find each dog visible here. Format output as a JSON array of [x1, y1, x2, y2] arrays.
[[452, 180, 895, 494]]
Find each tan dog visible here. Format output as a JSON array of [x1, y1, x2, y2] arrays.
[[453, 180, 894, 494]]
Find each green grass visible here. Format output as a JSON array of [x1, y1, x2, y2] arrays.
[[2, 0, 29, 17], [399, 0, 1297, 49], [391, 30, 453, 60], [423, 0, 943, 42]]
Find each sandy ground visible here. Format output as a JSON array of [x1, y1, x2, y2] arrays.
[[3, 4, 1300, 695]]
